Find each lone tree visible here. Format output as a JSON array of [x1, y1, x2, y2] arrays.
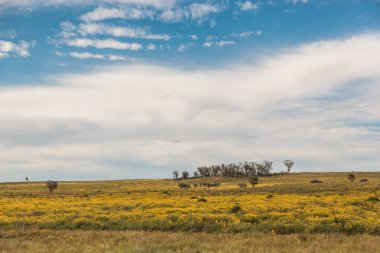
[[46, 180, 58, 195], [348, 173, 356, 182], [248, 176, 259, 187], [25, 177, 29, 182], [172, 170, 179, 180], [283, 160, 294, 174], [182, 170, 189, 179]]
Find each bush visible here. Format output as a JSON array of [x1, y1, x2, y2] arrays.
[[198, 198, 207, 202], [46, 181, 58, 195], [367, 196, 379, 202], [248, 176, 259, 187], [310, 179, 323, 183], [360, 178, 369, 182], [238, 183, 247, 188], [178, 183, 191, 189], [348, 173, 356, 182], [230, 204, 241, 213]]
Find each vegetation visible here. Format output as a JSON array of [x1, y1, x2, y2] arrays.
[[1, 230, 379, 253], [248, 176, 259, 187], [45, 180, 58, 195], [283, 160, 294, 174], [0, 172, 378, 235], [348, 173, 356, 182]]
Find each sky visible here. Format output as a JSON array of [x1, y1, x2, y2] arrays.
[[0, 0, 380, 181]]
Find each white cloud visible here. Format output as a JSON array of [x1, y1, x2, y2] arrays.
[[159, 7, 189, 22], [108, 54, 127, 61], [67, 51, 128, 61], [78, 23, 170, 40], [189, 3, 221, 23], [1, 34, 380, 180], [66, 38, 143, 50], [203, 41, 212, 48], [79, 6, 155, 23], [70, 51, 105, 59], [0, 40, 32, 58], [177, 43, 194, 52], [146, 43, 156, 50], [0, 0, 176, 11], [203, 40, 236, 47], [286, 0, 308, 4], [239, 1, 259, 11]]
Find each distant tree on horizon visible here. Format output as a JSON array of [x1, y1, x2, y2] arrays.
[[182, 170, 189, 179], [46, 180, 58, 195], [284, 160, 295, 174], [172, 170, 179, 180]]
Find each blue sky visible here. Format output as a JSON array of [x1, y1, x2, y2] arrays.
[[0, 0, 380, 181]]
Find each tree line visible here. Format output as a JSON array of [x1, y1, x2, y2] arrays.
[[172, 160, 295, 180]]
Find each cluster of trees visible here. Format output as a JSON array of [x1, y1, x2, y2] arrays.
[[197, 161, 274, 177], [173, 161, 274, 180], [173, 160, 296, 180]]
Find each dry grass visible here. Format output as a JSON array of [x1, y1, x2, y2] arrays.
[[0, 229, 379, 253]]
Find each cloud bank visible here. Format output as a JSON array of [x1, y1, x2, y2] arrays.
[[0, 33, 379, 180]]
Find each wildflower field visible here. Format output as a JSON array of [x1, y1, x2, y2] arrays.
[[0, 172, 379, 235]]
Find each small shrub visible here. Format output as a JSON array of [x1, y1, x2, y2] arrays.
[[46, 180, 58, 195], [238, 183, 247, 188], [230, 204, 241, 213], [367, 196, 379, 202], [248, 176, 259, 187], [198, 198, 207, 202], [348, 173, 356, 182], [360, 178, 369, 182], [190, 196, 198, 199], [178, 183, 191, 189], [267, 194, 274, 199], [310, 179, 323, 183]]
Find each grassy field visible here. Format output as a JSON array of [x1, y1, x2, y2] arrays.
[[1, 230, 379, 253], [0, 172, 379, 234], [0, 172, 379, 252]]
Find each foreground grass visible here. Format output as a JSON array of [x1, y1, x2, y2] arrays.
[[0, 230, 379, 253], [0, 172, 379, 233]]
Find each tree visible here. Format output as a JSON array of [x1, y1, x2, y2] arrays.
[[172, 170, 179, 180], [348, 173, 355, 182], [248, 176, 259, 187], [182, 170, 189, 179], [46, 180, 58, 195], [193, 171, 199, 178], [25, 177, 29, 182], [283, 160, 294, 174]]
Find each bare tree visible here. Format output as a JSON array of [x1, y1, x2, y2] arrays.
[[283, 160, 295, 174], [46, 180, 58, 195], [172, 170, 179, 180]]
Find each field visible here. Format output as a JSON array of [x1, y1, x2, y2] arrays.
[[0, 172, 379, 252]]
